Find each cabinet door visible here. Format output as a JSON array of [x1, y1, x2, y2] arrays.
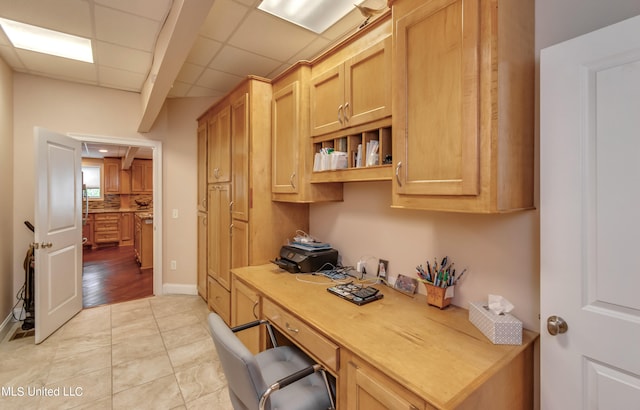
[[231, 278, 261, 354], [143, 160, 153, 193], [119, 212, 133, 244], [131, 159, 153, 193], [394, 0, 480, 196], [344, 36, 391, 128], [207, 184, 231, 290], [197, 211, 207, 299], [346, 356, 426, 410], [197, 121, 208, 212], [310, 65, 344, 136], [103, 158, 120, 193], [272, 82, 300, 194], [208, 106, 231, 183], [231, 93, 249, 221], [231, 219, 248, 270]]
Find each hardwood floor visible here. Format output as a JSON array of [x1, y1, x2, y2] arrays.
[[82, 245, 153, 308]]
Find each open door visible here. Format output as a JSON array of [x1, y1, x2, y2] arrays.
[[34, 127, 83, 344]]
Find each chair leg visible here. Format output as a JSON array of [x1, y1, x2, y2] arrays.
[[320, 369, 336, 410]]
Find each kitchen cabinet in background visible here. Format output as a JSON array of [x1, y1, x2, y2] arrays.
[[103, 157, 120, 194], [131, 159, 153, 193], [134, 213, 153, 271], [119, 212, 133, 246], [93, 213, 120, 246]]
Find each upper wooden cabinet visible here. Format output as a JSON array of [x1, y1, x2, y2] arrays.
[[208, 105, 231, 183], [131, 159, 153, 193], [391, 0, 534, 213], [310, 36, 392, 137], [103, 157, 120, 194], [271, 64, 343, 203]]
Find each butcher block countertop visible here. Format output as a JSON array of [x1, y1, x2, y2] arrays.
[[232, 264, 538, 409]]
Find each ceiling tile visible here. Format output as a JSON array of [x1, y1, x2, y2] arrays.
[[199, 0, 249, 42], [98, 65, 146, 91], [0, 0, 92, 37], [230, 10, 316, 62], [176, 62, 206, 84], [95, 41, 152, 74], [209, 46, 280, 78], [234, 0, 258, 6], [186, 36, 222, 66], [94, 0, 172, 22], [167, 81, 190, 98], [94, 5, 161, 51], [287, 37, 332, 64], [196, 68, 243, 93], [321, 9, 363, 41], [186, 85, 226, 98]]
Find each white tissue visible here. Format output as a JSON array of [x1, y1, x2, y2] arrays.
[[487, 294, 514, 315]]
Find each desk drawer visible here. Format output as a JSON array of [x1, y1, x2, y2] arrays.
[[263, 299, 339, 373]]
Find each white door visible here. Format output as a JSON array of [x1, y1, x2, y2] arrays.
[[540, 15, 640, 409], [34, 127, 83, 344]]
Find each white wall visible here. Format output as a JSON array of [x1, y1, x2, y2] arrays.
[[311, 182, 540, 328], [11, 73, 215, 299], [0, 57, 13, 323]]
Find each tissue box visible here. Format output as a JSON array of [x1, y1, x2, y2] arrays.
[[469, 302, 522, 345]]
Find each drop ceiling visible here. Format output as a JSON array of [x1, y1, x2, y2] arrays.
[[0, 0, 388, 133]]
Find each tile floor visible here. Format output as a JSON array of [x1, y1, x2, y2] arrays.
[[0, 295, 234, 410]]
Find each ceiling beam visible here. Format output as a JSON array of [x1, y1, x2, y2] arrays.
[[137, 0, 215, 132], [122, 146, 139, 169]]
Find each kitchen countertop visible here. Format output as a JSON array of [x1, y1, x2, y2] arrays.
[[87, 208, 153, 214]]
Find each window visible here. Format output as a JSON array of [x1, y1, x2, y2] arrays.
[[82, 159, 103, 200]]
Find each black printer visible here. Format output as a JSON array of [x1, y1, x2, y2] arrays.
[[272, 245, 339, 273]]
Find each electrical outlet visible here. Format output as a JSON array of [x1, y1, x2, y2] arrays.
[[170, 260, 177, 270]]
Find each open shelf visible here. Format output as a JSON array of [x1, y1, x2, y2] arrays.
[[311, 123, 392, 183]]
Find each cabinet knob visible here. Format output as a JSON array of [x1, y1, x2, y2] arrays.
[[344, 101, 350, 121], [285, 322, 299, 334], [337, 104, 343, 125]]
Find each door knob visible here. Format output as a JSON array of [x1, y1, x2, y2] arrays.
[[547, 315, 568, 335]]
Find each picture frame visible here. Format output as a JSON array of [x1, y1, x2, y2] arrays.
[[377, 259, 389, 279], [394, 274, 418, 295]]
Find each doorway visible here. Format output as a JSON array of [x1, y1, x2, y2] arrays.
[[71, 133, 163, 307]]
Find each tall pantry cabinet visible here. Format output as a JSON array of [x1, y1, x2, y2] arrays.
[[197, 77, 308, 324]]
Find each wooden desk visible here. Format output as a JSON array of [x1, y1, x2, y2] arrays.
[[231, 264, 537, 409]]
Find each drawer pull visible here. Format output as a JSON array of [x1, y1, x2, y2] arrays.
[[285, 322, 299, 334]]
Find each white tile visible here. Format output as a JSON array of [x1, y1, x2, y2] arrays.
[[209, 46, 280, 78], [229, 10, 316, 62], [94, 5, 161, 51]]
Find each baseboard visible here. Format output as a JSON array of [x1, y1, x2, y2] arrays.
[[162, 283, 198, 295], [0, 311, 17, 342]]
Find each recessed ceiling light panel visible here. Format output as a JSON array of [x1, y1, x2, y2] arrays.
[[258, 0, 354, 34], [0, 18, 93, 63]]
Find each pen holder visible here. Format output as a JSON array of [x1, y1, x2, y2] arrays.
[[424, 283, 453, 309]]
